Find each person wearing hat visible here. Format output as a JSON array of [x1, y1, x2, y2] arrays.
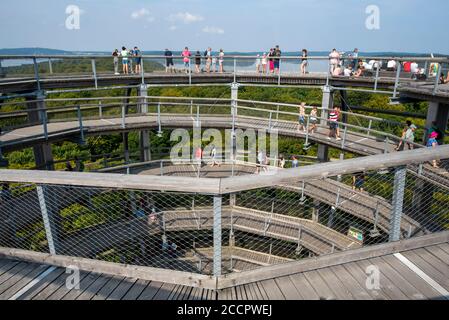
[[395, 120, 417, 151], [427, 131, 439, 168]]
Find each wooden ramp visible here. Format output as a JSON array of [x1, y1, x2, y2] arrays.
[[1, 231, 448, 300]]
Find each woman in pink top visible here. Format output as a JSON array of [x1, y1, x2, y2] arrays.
[[182, 47, 191, 73]]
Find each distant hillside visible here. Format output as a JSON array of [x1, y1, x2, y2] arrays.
[[1, 47, 446, 57], [0, 48, 73, 55]]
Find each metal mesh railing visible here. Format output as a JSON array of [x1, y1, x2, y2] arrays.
[[1, 150, 448, 276]]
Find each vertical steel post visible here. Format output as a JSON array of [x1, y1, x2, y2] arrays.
[[367, 119, 373, 136], [140, 57, 145, 85], [41, 109, 48, 140], [233, 58, 237, 83], [341, 125, 347, 149], [121, 105, 126, 129], [392, 61, 401, 99], [268, 111, 272, 130], [33, 57, 41, 92], [389, 166, 407, 242], [91, 59, 98, 89], [213, 195, 222, 277], [374, 63, 380, 91], [37, 186, 56, 255], [77, 105, 84, 143], [48, 58, 53, 74], [157, 102, 162, 134]]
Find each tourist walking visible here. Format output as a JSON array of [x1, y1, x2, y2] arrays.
[[134, 46, 142, 74], [297, 102, 307, 133], [255, 54, 261, 73], [291, 156, 299, 168], [204, 47, 212, 73], [268, 48, 275, 74], [164, 49, 175, 73], [427, 131, 439, 168], [182, 47, 191, 73], [352, 172, 366, 192], [218, 49, 225, 73], [209, 145, 220, 167], [128, 48, 134, 73], [274, 45, 282, 74], [327, 106, 341, 140], [350, 48, 359, 70], [395, 120, 417, 151], [195, 51, 201, 73], [112, 49, 119, 75], [309, 106, 318, 134], [278, 155, 286, 168], [120, 47, 129, 74], [261, 53, 268, 74], [165, 49, 174, 73], [329, 49, 341, 74], [300, 49, 308, 75]]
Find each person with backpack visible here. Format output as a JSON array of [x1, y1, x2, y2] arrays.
[[133, 46, 142, 74]]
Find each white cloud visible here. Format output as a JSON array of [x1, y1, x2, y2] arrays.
[[202, 26, 225, 34], [168, 12, 204, 24], [131, 8, 154, 22]]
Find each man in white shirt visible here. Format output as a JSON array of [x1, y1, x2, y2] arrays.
[[410, 62, 419, 73], [344, 66, 353, 77], [387, 60, 397, 71]]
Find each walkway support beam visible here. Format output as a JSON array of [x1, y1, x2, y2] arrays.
[[139, 130, 152, 162], [138, 84, 148, 113], [425, 102, 449, 143], [389, 166, 407, 242], [321, 86, 334, 126]]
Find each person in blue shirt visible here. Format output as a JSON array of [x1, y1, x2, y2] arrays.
[[133, 46, 142, 74]]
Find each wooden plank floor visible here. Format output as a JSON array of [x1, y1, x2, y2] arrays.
[[1, 242, 449, 300]]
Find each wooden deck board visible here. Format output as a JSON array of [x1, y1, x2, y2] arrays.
[[259, 279, 285, 300], [61, 272, 102, 300], [341, 260, 389, 300], [381, 255, 442, 300], [369, 257, 426, 300], [16, 267, 65, 300], [75, 275, 113, 300], [121, 279, 150, 300], [274, 276, 302, 300], [288, 273, 318, 300], [401, 249, 449, 290], [106, 278, 137, 300], [91, 275, 125, 300], [356, 259, 408, 300], [316, 267, 355, 300], [328, 265, 373, 300], [302, 270, 335, 300], [137, 281, 164, 300], [0, 264, 48, 300], [425, 245, 449, 265]]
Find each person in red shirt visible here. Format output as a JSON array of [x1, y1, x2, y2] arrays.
[[403, 61, 412, 73]]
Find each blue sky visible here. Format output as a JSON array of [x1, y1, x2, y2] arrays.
[[0, 0, 447, 54]]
